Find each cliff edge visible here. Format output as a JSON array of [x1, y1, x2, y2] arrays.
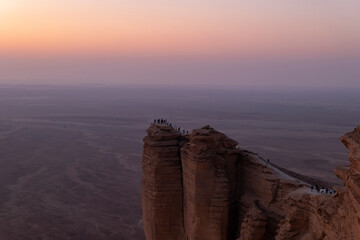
[[142, 124, 360, 240]]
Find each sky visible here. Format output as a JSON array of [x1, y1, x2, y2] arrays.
[[0, 0, 360, 88]]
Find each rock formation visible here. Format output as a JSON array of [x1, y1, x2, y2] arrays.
[[142, 125, 184, 240], [181, 126, 239, 240], [142, 124, 360, 240]]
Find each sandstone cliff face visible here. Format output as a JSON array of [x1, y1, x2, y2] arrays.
[[142, 125, 184, 240], [142, 125, 360, 240], [181, 126, 239, 240], [274, 127, 360, 240]]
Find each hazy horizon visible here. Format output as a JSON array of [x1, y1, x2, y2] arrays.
[[2, 82, 360, 91], [1, 56, 360, 88]]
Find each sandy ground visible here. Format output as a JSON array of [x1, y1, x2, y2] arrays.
[[0, 86, 357, 239], [0, 117, 145, 240]]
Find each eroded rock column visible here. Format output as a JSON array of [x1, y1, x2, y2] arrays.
[[181, 126, 240, 240], [141, 125, 184, 240]]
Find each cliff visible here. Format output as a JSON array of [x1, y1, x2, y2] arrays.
[[142, 125, 184, 240], [142, 125, 360, 240]]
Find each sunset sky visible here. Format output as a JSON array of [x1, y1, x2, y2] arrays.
[[1, 0, 360, 87]]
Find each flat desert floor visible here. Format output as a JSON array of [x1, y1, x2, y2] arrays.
[[0, 86, 359, 239]]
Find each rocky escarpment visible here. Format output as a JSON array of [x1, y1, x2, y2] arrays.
[[181, 126, 239, 240], [142, 125, 360, 240], [142, 125, 184, 240]]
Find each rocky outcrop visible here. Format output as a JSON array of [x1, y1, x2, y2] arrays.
[[181, 126, 239, 240], [142, 124, 360, 240], [274, 126, 360, 240], [237, 204, 267, 240], [141, 125, 184, 240]]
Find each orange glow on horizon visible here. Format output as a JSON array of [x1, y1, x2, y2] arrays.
[[0, 0, 359, 57]]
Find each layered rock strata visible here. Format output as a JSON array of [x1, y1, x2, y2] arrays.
[[142, 125, 360, 240], [181, 126, 239, 240], [142, 125, 184, 240]]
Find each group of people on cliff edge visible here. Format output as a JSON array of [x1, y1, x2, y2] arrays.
[[311, 185, 335, 195], [153, 118, 189, 134]]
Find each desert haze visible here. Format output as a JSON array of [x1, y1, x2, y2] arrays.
[[0, 85, 359, 239]]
